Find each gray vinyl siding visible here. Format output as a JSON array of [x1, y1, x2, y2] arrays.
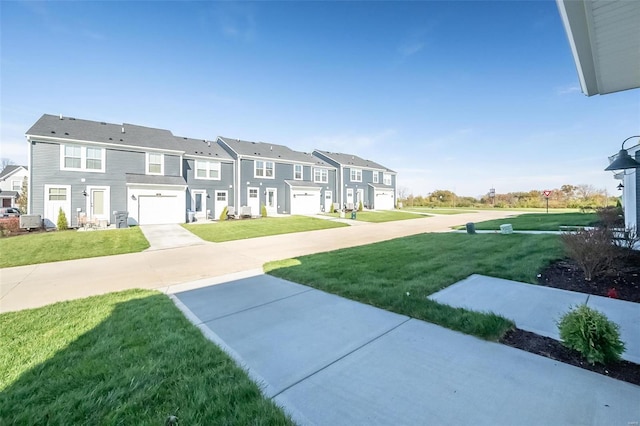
[[183, 158, 235, 213], [238, 159, 290, 214], [164, 154, 181, 176]]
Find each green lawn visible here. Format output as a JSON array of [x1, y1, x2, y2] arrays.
[[403, 207, 476, 215], [0, 290, 292, 425], [184, 216, 348, 242], [323, 210, 426, 222], [265, 233, 563, 341], [464, 212, 599, 231], [0, 228, 149, 268]]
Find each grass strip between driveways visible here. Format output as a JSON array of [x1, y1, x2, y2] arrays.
[[0, 290, 293, 425], [0, 227, 149, 268], [323, 210, 427, 222], [265, 233, 564, 341], [461, 212, 599, 231], [184, 215, 348, 242]]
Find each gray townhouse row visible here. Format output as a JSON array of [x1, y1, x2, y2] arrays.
[[25, 114, 397, 227]]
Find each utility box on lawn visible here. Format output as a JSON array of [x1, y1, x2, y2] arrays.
[[20, 215, 42, 230], [114, 211, 129, 228]]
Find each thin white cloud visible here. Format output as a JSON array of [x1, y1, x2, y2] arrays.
[[398, 42, 424, 57], [213, 3, 257, 42], [307, 129, 397, 153], [556, 84, 581, 95]]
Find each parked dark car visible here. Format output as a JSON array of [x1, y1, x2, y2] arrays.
[[0, 207, 21, 217]]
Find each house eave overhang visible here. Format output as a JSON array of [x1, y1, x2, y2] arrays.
[[26, 134, 184, 154]]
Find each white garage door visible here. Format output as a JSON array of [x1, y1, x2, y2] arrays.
[[291, 190, 321, 215], [375, 191, 394, 210], [139, 196, 182, 224]]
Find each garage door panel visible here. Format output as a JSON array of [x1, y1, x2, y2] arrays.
[[375, 191, 394, 210], [291, 190, 321, 215], [139, 196, 182, 224]]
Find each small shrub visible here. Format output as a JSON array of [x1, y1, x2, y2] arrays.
[[219, 205, 228, 221], [561, 227, 615, 281], [558, 304, 625, 365], [358, 201, 363, 212], [0, 217, 20, 237], [57, 208, 68, 230], [596, 206, 623, 229], [614, 226, 640, 252], [261, 204, 267, 218]]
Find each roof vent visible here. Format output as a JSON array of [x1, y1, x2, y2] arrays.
[[270, 145, 273, 151], [64, 132, 69, 135], [109, 137, 113, 140], [120, 139, 123, 141], [207, 141, 211, 147], [121, 127, 125, 134], [100, 122, 106, 125], [69, 117, 75, 120], [59, 114, 63, 120], [51, 131, 56, 134]]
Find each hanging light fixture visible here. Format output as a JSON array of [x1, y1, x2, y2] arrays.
[[617, 183, 624, 190], [604, 136, 640, 171]]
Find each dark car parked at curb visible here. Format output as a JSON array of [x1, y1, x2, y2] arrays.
[[0, 207, 21, 217]]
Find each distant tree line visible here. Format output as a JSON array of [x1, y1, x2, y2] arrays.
[[398, 184, 617, 209]]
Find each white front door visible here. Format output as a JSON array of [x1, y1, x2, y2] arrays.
[[215, 190, 227, 218], [356, 189, 364, 209], [247, 187, 260, 216], [44, 184, 71, 228], [266, 188, 277, 215], [87, 186, 111, 222], [192, 190, 206, 219], [346, 188, 354, 209], [324, 191, 333, 212]]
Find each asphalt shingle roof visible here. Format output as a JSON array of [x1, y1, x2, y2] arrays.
[[177, 136, 234, 161], [0, 165, 27, 180], [285, 180, 324, 189], [218, 136, 319, 164], [27, 114, 181, 152], [314, 150, 395, 173]]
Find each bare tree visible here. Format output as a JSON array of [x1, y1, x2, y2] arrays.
[[1, 158, 15, 172]]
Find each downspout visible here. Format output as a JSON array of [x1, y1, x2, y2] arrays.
[[26, 136, 32, 214], [236, 155, 242, 209]]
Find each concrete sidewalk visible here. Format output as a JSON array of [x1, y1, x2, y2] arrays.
[[0, 210, 518, 313], [429, 274, 640, 363], [139, 224, 207, 251], [172, 274, 640, 425]]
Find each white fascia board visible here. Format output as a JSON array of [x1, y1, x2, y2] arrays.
[[125, 182, 187, 189], [26, 134, 185, 155], [184, 154, 234, 163], [242, 154, 314, 166]]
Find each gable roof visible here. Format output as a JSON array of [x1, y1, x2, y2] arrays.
[[0, 165, 28, 180], [218, 136, 317, 164], [313, 150, 395, 173], [26, 114, 182, 152], [177, 136, 234, 161]]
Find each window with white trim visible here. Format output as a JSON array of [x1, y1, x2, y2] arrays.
[[383, 173, 392, 185], [294, 164, 303, 180], [255, 160, 274, 178], [350, 168, 362, 182], [373, 171, 379, 184], [146, 153, 164, 175], [314, 168, 328, 183], [12, 180, 22, 191], [48, 187, 67, 201], [195, 160, 221, 180], [60, 145, 105, 172]]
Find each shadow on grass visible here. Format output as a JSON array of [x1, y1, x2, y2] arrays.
[[0, 290, 291, 425]]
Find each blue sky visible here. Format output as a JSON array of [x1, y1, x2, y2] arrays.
[[1, 1, 638, 197]]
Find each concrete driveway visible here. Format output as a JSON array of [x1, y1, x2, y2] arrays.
[[1, 210, 519, 313], [172, 274, 640, 425], [139, 224, 206, 251]]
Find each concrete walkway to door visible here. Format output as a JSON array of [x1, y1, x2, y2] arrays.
[[139, 224, 207, 251]]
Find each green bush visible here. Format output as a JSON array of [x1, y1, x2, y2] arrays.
[[57, 208, 68, 230], [557, 304, 625, 365], [219, 205, 228, 221], [358, 201, 363, 212], [261, 204, 267, 218]]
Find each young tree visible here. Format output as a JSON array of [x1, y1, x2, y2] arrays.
[[16, 177, 28, 213]]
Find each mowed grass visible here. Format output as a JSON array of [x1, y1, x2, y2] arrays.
[[0, 228, 149, 268], [403, 207, 476, 215], [0, 290, 293, 425], [323, 210, 427, 222], [184, 216, 348, 242], [265, 233, 563, 340], [467, 212, 599, 231]]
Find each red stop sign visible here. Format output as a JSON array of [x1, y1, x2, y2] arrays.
[[543, 190, 551, 197]]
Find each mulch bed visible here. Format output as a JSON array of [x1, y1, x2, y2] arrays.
[[499, 249, 640, 386]]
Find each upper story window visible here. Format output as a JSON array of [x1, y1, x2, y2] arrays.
[[195, 160, 221, 180], [146, 153, 164, 175], [12, 180, 22, 191], [314, 168, 328, 183], [255, 160, 274, 178], [383, 173, 392, 186], [60, 144, 105, 172], [373, 171, 379, 183], [350, 168, 362, 182], [294, 164, 303, 180]]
